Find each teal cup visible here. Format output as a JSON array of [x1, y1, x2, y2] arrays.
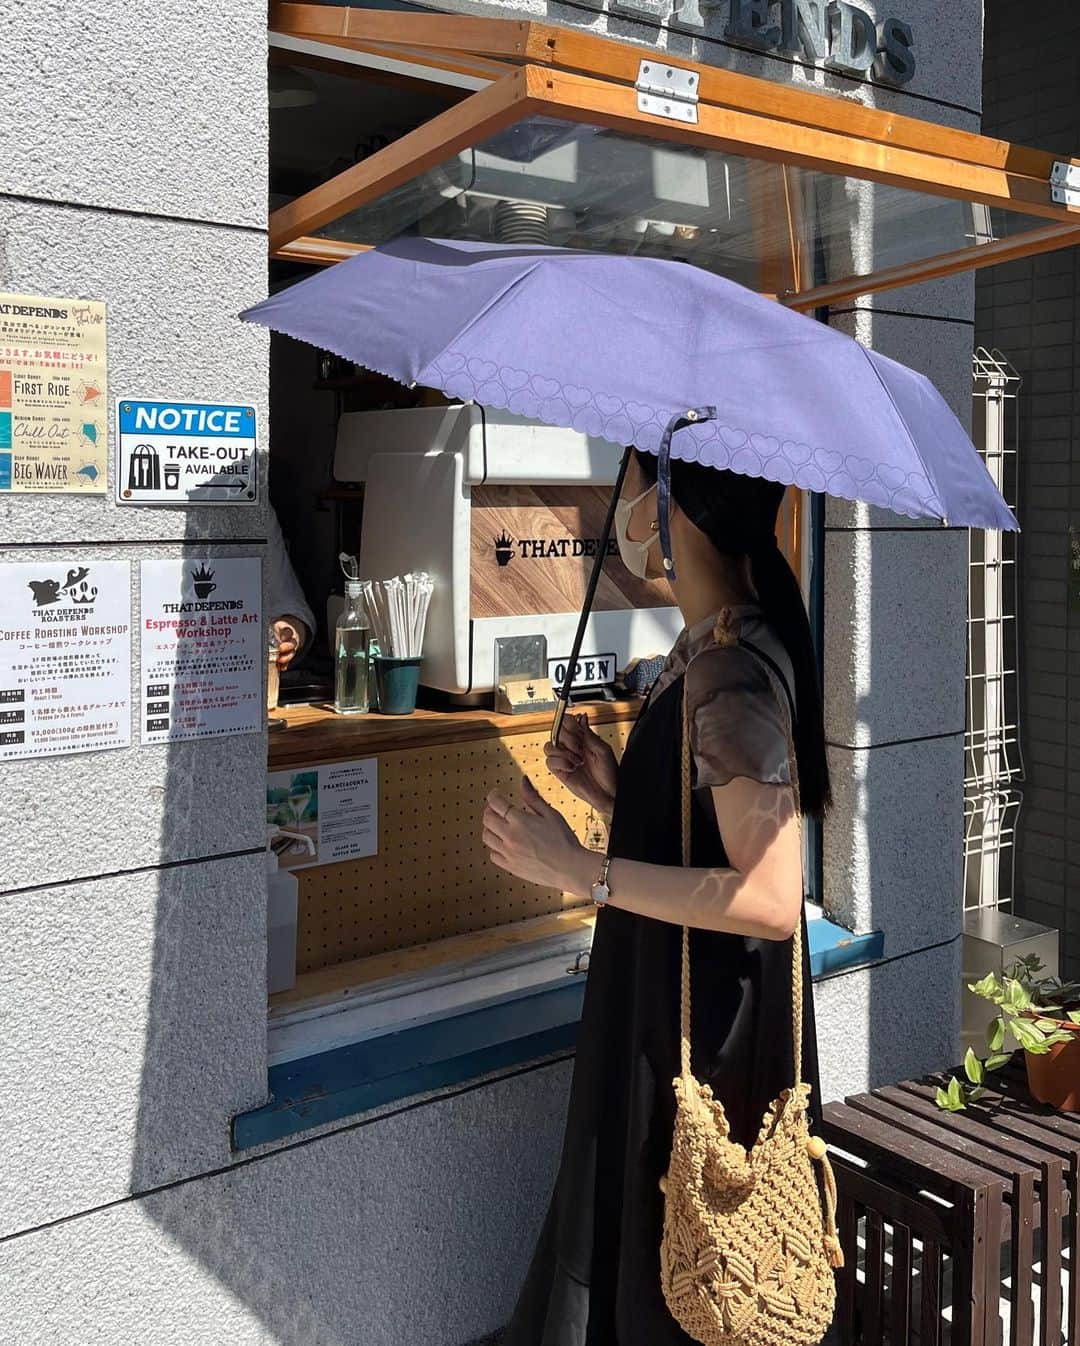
[[374, 656, 422, 715]]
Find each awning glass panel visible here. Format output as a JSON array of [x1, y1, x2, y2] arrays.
[[308, 114, 1050, 296]]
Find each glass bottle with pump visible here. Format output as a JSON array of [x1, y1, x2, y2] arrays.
[[334, 554, 371, 715]]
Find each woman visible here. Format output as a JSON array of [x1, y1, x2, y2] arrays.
[[481, 449, 831, 1345]]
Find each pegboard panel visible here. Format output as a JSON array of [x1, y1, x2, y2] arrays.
[[295, 719, 632, 974]]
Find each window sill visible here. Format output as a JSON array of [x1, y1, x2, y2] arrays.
[[233, 908, 882, 1151]]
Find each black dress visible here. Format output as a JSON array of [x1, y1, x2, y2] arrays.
[[503, 610, 822, 1346]]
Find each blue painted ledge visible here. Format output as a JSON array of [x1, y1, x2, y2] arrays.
[[233, 915, 882, 1151]]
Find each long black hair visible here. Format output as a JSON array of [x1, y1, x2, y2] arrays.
[[634, 449, 831, 819]]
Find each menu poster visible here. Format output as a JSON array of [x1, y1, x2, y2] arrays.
[[266, 758, 379, 870], [0, 559, 131, 760], [140, 557, 262, 744], [0, 292, 108, 494]]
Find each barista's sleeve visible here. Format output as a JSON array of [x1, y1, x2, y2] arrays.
[[265, 505, 317, 650], [683, 644, 792, 790]]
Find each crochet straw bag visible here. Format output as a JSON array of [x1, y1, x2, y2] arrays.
[[659, 613, 843, 1346]]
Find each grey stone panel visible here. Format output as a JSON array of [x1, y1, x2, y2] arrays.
[[824, 526, 968, 747], [0, 0, 266, 228], [823, 734, 965, 949], [1, 855, 268, 1238], [0, 1058, 573, 1346], [814, 937, 962, 1103]]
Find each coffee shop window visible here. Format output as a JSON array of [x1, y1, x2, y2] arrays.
[[231, 0, 1080, 1143]]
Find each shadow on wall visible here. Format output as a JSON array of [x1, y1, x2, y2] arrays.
[[128, 546, 573, 1346], [819, 468, 967, 1106]]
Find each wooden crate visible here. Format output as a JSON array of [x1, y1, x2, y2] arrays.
[[822, 1061, 1080, 1345]]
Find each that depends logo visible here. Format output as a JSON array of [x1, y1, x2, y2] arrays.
[[28, 565, 96, 609], [190, 563, 217, 600], [493, 532, 619, 565]]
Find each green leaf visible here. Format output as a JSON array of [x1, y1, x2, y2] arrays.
[[1066, 1010, 1080, 1025], [968, 1087, 987, 1103], [936, 1078, 967, 1111], [1006, 978, 1033, 1011], [984, 1053, 1011, 1072], [987, 1018, 1006, 1052], [1012, 1019, 1045, 1051], [969, 972, 999, 999], [964, 1047, 984, 1085], [1035, 1017, 1062, 1032]]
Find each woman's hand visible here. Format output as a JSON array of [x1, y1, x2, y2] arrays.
[[483, 777, 596, 896], [543, 713, 618, 815]]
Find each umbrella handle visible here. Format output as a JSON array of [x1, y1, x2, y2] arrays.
[[550, 445, 633, 747]]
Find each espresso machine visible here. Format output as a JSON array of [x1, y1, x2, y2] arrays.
[[331, 404, 680, 702]]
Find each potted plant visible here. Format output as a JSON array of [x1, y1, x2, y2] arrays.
[[937, 955, 1080, 1113]]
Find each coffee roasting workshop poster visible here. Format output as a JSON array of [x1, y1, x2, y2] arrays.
[[139, 557, 263, 744], [0, 559, 131, 760], [0, 293, 108, 493]]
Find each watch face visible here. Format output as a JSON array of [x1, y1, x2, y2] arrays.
[[592, 882, 610, 906]]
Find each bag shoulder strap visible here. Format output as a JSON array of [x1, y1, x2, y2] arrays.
[[679, 610, 805, 1091]]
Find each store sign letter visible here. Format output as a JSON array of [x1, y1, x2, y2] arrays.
[[725, 0, 915, 83], [602, 0, 915, 86]]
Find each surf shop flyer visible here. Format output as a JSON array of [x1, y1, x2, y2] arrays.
[[0, 292, 108, 494]]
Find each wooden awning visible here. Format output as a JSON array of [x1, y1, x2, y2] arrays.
[[269, 4, 1080, 309]]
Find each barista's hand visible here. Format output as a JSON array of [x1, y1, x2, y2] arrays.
[[543, 713, 617, 815], [273, 617, 309, 669], [483, 778, 595, 897]]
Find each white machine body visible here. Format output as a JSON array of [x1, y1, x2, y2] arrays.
[[333, 404, 680, 698]]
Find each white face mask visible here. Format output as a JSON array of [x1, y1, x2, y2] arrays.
[[614, 482, 659, 579]]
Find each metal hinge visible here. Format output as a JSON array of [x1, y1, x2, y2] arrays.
[[1050, 161, 1080, 208], [636, 59, 700, 124]]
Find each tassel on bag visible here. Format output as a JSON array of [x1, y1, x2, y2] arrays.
[[658, 608, 843, 1346]]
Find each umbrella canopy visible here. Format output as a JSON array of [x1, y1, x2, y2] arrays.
[[242, 237, 1016, 533]]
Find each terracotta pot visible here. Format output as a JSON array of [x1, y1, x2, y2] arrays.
[[1024, 1018, 1080, 1111]]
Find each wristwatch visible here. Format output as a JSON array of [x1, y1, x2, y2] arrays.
[[591, 855, 612, 907]]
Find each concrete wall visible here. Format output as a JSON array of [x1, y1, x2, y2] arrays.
[[976, 0, 1080, 977], [2, 0, 978, 1342]]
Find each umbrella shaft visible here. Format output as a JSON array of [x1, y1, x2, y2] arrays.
[[551, 445, 633, 746]]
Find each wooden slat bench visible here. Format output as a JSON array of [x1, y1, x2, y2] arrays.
[[821, 1059, 1080, 1345]]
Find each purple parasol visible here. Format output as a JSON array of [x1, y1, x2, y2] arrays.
[[242, 236, 1017, 534]]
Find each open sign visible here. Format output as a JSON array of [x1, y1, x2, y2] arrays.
[[548, 652, 617, 692]]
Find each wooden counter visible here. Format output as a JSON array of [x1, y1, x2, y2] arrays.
[[268, 696, 640, 975], [268, 696, 642, 769]]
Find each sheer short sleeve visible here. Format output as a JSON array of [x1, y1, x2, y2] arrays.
[[683, 644, 791, 791]]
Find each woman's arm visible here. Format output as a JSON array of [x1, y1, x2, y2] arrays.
[[482, 774, 802, 942]]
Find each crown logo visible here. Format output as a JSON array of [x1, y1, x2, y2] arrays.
[[494, 530, 515, 567], [191, 564, 215, 583]]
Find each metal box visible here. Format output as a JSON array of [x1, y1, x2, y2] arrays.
[[962, 908, 1059, 1054]]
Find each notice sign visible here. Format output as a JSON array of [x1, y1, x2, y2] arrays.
[[0, 559, 131, 760], [116, 398, 258, 505], [0, 292, 108, 494], [266, 758, 379, 870], [140, 557, 262, 743]]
